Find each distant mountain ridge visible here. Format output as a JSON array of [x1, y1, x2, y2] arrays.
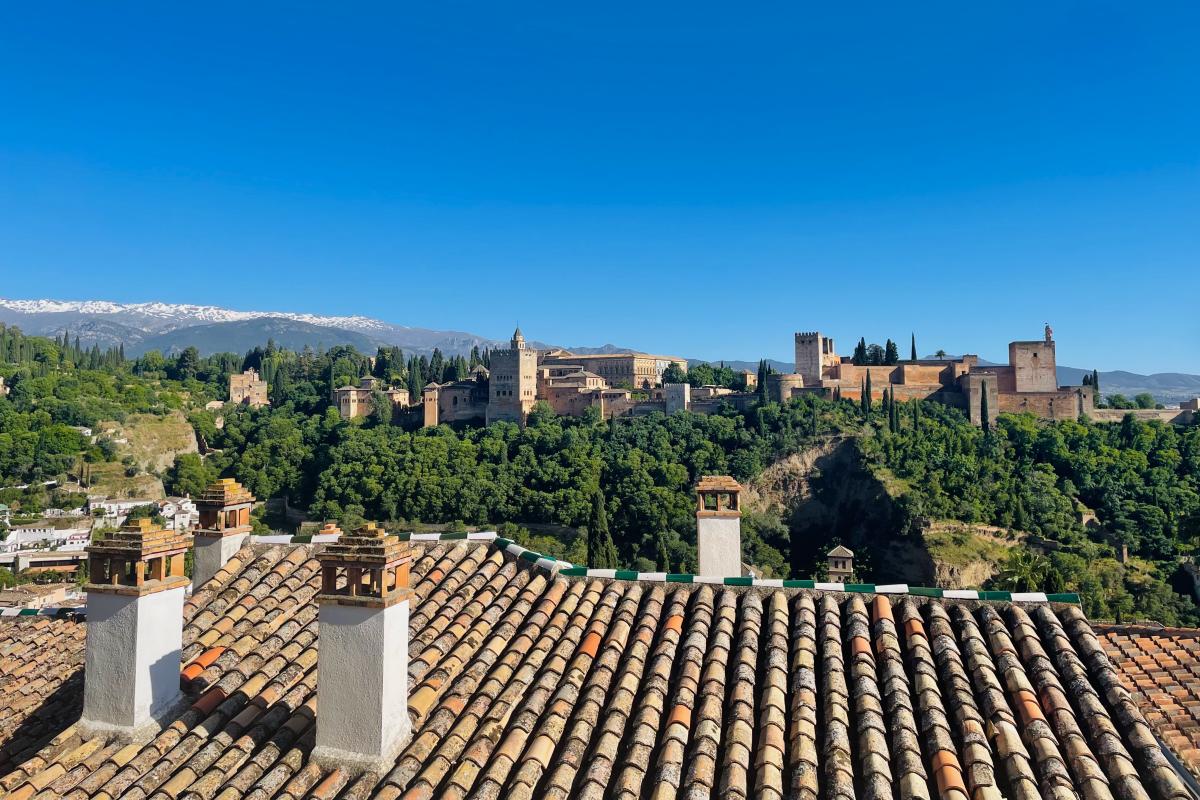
[[1, 297, 1196, 403], [0, 297, 503, 358]]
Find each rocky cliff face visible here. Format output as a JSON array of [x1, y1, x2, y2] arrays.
[[744, 437, 1013, 588]]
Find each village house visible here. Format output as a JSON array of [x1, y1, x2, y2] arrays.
[[158, 495, 198, 531], [0, 519, 92, 553], [0, 582, 73, 611]]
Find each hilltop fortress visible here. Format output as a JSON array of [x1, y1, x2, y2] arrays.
[[781, 325, 1092, 425], [422, 328, 690, 427], [358, 325, 1176, 429]]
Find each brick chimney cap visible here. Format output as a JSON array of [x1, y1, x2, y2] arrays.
[[696, 475, 742, 493]]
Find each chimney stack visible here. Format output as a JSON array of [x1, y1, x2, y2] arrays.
[[312, 522, 414, 773], [192, 478, 255, 589], [80, 518, 191, 741], [696, 475, 743, 577]]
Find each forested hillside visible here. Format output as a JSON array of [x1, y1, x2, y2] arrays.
[[3, 322, 1199, 624]]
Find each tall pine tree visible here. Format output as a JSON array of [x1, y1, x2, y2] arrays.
[[910, 333, 917, 361]]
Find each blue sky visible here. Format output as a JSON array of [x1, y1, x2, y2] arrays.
[[1, 3, 1198, 372]]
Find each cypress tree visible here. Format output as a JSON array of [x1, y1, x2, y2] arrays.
[[656, 532, 671, 572], [758, 359, 770, 405], [589, 490, 618, 569], [865, 371, 873, 420], [980, 380, 991, 434], [860, 378, 867, 417], [1092, 369, 1100, 406], [910, 333, 917, 362], [852, 338, 868, 366]]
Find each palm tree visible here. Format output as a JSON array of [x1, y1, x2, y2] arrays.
[[997, 550, 1050, 592], [934, 349, 947, 360]]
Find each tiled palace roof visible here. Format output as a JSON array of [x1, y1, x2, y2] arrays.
[[0, 538, 1195, 800]]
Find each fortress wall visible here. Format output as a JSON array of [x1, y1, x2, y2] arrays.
[[968, 365, 1017, 393], [896, 363, 955, 385], [1087, 408, 1195, 425], [997, 390, 1086, 421]]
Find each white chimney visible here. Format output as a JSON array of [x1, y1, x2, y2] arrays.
[[192, 478, 255, 589], [311, 522, 414, 774], [696, 475, 743, 577], [80, 518, 191, 741]]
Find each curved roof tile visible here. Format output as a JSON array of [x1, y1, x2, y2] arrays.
[[0, 541, 1194, 799]]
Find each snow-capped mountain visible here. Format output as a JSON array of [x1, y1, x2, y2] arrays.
[[0, 298, 392, 334], [0, 297, 508, 357]]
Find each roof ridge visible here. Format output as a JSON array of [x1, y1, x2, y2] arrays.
[[252, 531, 1081, 606]]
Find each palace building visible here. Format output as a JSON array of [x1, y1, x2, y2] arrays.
[[421, 327, 690, 428], [228, 368, 269, 407], [776, 325, 1094, 426], [333, 377, 411, 420]]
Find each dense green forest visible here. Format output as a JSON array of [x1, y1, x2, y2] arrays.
[[3, 323, 1199, 623]]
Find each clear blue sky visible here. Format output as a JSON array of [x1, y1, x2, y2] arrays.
[[1, 3, 1198, 372]]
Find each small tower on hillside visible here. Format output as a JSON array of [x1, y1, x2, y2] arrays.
[[827, 544, 855, 582]]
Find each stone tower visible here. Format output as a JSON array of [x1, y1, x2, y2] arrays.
[[1009, 335, 1058, 393], [486, 327, 538, 425], [794, 331, 837, 387]]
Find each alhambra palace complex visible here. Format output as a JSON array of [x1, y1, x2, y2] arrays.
[[314, 325, 1117, 428], [786, 325, 1094, 426]]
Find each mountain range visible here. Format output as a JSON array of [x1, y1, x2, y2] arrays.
[[2, 298, 1197, 404]]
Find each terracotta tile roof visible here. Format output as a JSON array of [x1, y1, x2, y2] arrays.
[[0, 541, 1195, 799], [1098, 623, 1200, 781], [0, 617, 86, 776]]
